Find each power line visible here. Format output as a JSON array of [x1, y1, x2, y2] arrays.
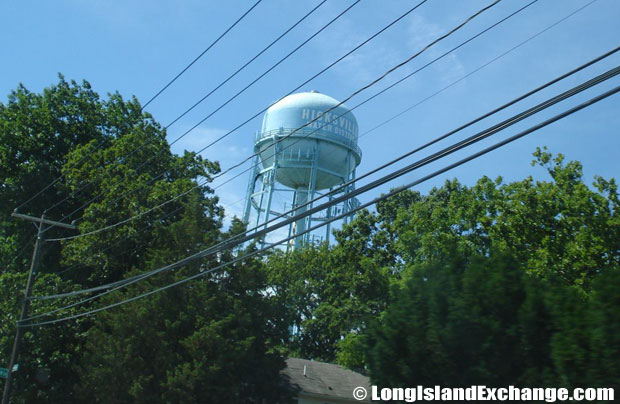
[[41, 0, 330, 217], [174, 0, 520, 203], [28, 60, 620, 313], [46, 0, 496, 240], [358, 0, 598, 141], [164, 0, 329, 129], [52, 49, 615, 299], [43, 0, 361, 221], [59, 0, 426, 227], [53, 204, 186, 278], [195, 0, 501, 157], [201, 0, 546, 217], [141, 0, 263, 110], [54, 187, 243, 279], [22, 82, 620, 327], [207, 0, 602, 227], [14, 0, 262, 214], [124, 64, 620, 272], [42, 0, 563, 270], [24, 67, 620, 310], [184, 0, 427, 154], [222, 43, 620, 245], [184, 0, 540, 187], [24, 0, 540, 304]]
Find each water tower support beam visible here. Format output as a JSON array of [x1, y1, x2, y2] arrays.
[[346, 167, 358, 224], [304, 141, 320, 241], [325, 189, 334, 242], [242, 155, 260, 225], [293, 190, 308, 249], [286, 190, 297, 253], [254, 176, 267, 229], [343, 151, 352, 225], [263, 140, 280, 231]]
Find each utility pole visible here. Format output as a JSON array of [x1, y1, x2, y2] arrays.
[[2, 212, 76, 404]]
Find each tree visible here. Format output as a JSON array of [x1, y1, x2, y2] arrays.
[[365, 247, 620, 388], [0, 76, 218, 287], [59, 112, 220, 285], [1, 77, 285, 403], [586, 269, 620, 389], [264, 149, 620, 367], [264, 238, 389, 365], [0, 272, 85, 403], [337, 148, 620, 292], [368, 250, 524, 387], [76, 196, 288, 403], [1, 77, 107, 275], [4, 74, 618, 397]]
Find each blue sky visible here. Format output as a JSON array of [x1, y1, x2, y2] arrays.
[[2, 0, 620, 240]]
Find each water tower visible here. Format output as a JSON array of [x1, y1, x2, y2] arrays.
[[242, 91, 362, 248]]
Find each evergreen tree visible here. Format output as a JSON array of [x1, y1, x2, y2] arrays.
[[0, 272, 85, 403], [76, 196, 288, 403], [365, 249, 620, 388]]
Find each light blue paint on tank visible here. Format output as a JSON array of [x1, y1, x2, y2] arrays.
[[255, 91, 362, 190]]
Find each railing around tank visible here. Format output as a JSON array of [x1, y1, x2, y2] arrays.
[[255, 127, 362, 158]]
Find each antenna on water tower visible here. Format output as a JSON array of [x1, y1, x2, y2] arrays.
[[242, 91, 362, 249]]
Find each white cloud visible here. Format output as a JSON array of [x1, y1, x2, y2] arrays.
[[168, 126, 227, 154], [168, 126, 252, 166], [218, 189, 246, 221], [406, 14, 466, 87], [407, 13, 445, 51], [309, 8, 467, 94], [312, 16, 406, 87], [226, 144, 250, 158]]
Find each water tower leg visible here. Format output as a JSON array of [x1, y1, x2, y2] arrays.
[[242, 155, 260, 226], [263, 169, 275, 230], [263, 138, 280, 232], [325, 189, 333, 243], [287, 190, 297, 253], [303, 141, 320, 243], [345, 167, 357, 224], [293, 190, 309, 249], [343, 151, 352, 225], [254, 177, 266, 229]]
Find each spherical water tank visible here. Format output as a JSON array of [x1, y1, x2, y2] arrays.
[[255, 91, 361, 190]]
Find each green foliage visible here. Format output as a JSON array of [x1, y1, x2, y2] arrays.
[[1, 78, 289, 403], [75, 195, 288, 404], [0, 272, 85, 403], [0, 76, 218, 286], [335, 332, 367, 371], [586, 270, 620, 388], [0, 76, 108, 274], [3, 74, 618, 398], [367, 251, 530, 386], [59, 98, 220, 286], [264, 238, 389, 364], [274, 148, 619, 388], [338, 147, 620, 291], [76, 268, 286, 403], [365, 248, 620, 388]]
